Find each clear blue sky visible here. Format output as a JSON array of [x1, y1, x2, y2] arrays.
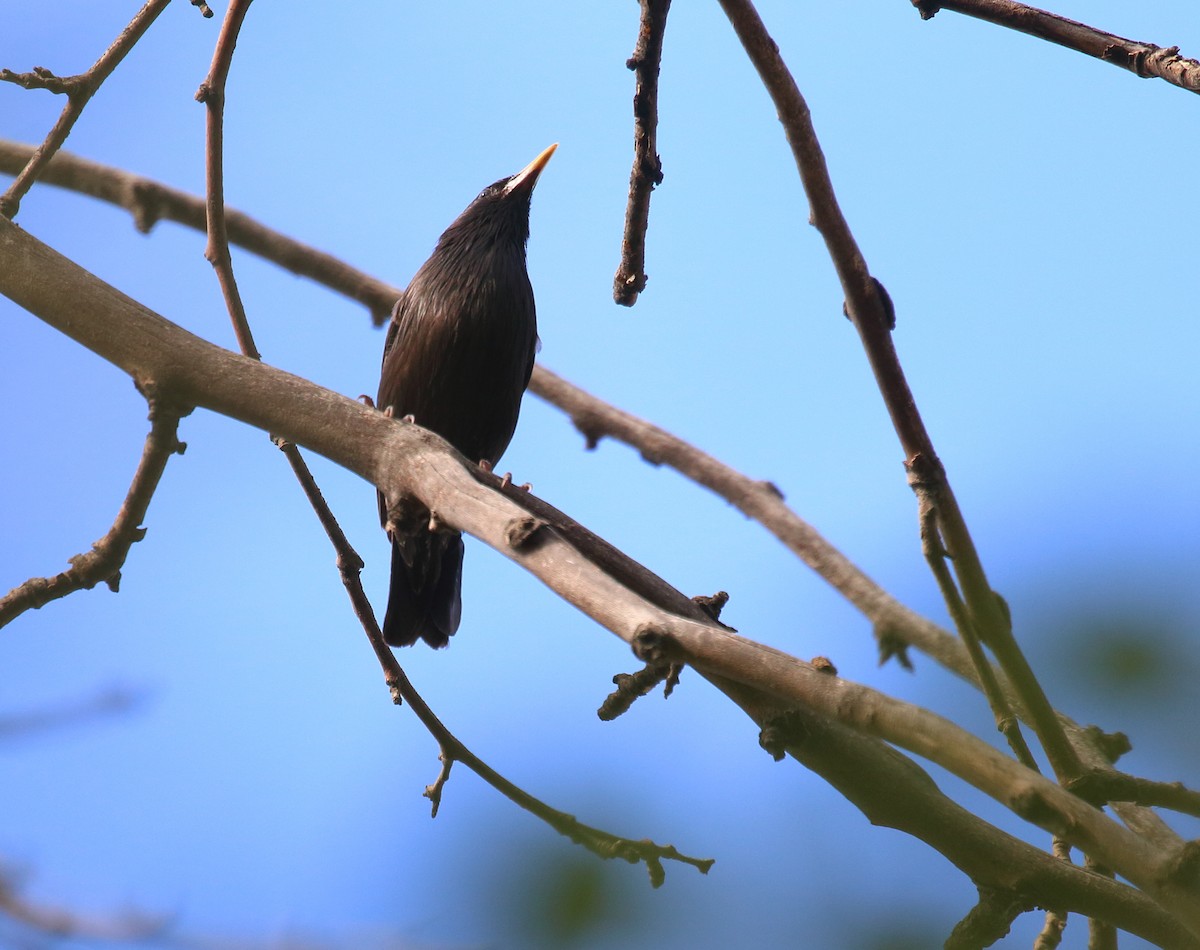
[[3, 3, 1199, 947]]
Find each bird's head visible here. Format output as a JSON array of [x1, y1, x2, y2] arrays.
[[440, 143, 558, 253]]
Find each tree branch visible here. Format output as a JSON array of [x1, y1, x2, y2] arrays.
[[0, 396, 186, 628], [4, 215, 1198, 936], [716, 0, 1082, 784], [0, 0, 176, 218], [613, 0, 670, 306], [910, 0, 1200, 95], [0, 138, 1184, 858], [196, 0, 259, 359], [0, 140, 398, 321]]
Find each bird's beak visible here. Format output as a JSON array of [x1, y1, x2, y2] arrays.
[[504, 143, 558, 196]]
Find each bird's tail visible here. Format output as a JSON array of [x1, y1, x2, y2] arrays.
[[381, 532, 464, 648]]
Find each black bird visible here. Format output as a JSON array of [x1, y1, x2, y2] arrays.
[[377, 143, 556, 648]]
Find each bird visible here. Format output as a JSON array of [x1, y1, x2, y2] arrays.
[[376, 143, 556, 648]]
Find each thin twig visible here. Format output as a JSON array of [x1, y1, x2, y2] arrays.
[[1035, 909, 1067, 949], [184, 16, 704, 878], [1071, 771, 1200, 819], [0, 393, 186, 628], [274, 434, 713, 885], [911, 0, 1200, 95], [1, 143, 1175, 808], [185, 5, 704, 876], [911, 457, 1039, 770], [715, 0, 1082, 784], [5, 216, 1198, 935], [529, 366, 980, 678], [196, 0, 260, 359], [0, 142, 1135, 779], [721, 690, 1198, 950], [0, 141, 399, 322], [613, 0, 671, 306], [7, 140, 1190, 836], [946, 887, 1033, 950], [0, 0, 174, 218]]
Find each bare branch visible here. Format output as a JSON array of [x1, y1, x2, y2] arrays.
[[4, 216, 1199, 935], [1071, 770, 1200, 820], [0, 140, 398, 322], [613, 0, 670, 306], [0, 396, 186, 628], [0, 142, 1172, 792], [0, 0, 174, 218], [715, 0, 1082, 784], [274, 428, 712, 884], [530, 365, 974, 678], [196, 0, 259, 360], [946, 887, 1033, 949], [636, 620, 1200, 933], [715, 686, 1198, 949], [911, 0, 1200, 95]]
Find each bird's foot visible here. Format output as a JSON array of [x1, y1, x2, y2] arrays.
[[497, 471, 532, 492], [358, 394, 377, 409]]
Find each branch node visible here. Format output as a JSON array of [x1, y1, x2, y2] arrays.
[[597, 661, 676, 720], [1082, 724, 1131, 763], [424, 749, 454, 818], [631, 624, 681, 664], [505, 515, 549, 551], [1164, 840, 1200, 890], [691, 590, 729, 621], [758, 710, 806, 762], [810, 655, 837, 676]]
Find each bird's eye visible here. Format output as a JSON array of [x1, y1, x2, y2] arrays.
[[476, 181, 508, 202]]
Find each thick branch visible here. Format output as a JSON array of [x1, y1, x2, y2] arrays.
[[0, 139, 1182, 847], [638, 620, 1200, 934], [3, 216, 1198, 935], [705, 683, 1196, 948], [277, 435, 710, 884]]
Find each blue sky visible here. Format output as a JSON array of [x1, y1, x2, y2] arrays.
[[3, 3, 1199, 947]]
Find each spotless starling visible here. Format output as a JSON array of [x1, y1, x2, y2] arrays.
[[377, 144, 556, 648]]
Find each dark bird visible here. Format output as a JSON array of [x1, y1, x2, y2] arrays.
[[377, 143, 556, 648]]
